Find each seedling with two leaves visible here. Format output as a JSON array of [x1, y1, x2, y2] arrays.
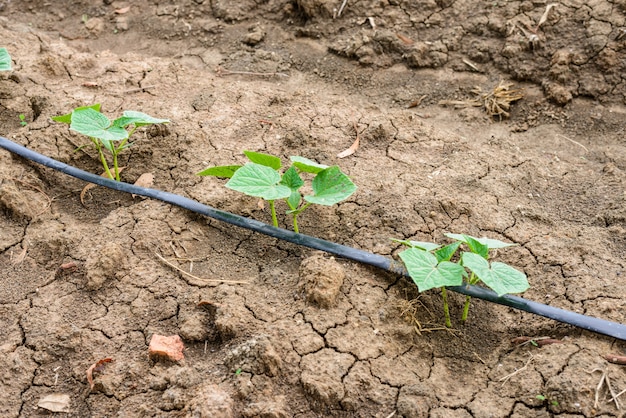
[[396, 233, 529, 327], [197, 151, 356, 233], [53, 104, 169, 181]]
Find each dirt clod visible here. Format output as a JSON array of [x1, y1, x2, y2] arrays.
[[299, 253, 345, 308], [85, 243, 127, 290], [186, 383, 234, 418], [224, 336, 282, 377]]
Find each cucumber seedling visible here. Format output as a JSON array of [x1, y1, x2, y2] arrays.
[[0, 48, 11, 71], [53, 104, 169, 181], [395, 233, 529, 327], [197, 151, 356, 233]]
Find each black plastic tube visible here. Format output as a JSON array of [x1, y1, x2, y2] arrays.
[[1, 136, 625, 341]]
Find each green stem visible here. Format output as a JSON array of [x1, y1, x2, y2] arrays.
[[292, 213, 299, 234], [461, 273, 479, 323], [269, 200, 278, 227], [461, 295, 471, 323], [112, 150, 120, 181], [441, 286, 452, 328], [95, 140, 114, 180]]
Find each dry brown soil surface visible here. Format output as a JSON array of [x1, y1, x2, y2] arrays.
[[1, 1, 626, 417]]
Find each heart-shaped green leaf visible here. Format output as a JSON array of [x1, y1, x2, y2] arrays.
[[445, 233, 518, 250], [244, 150, 282, 170], [226, 162, 291, 200], [113, 111, 169, 128], [0, 48, 12, 71], [391, 239, 441, 251], [461, 252, 529, 296], [399, 248, 465, 292], [52, 103, 102, 124], [197, 165, 242, 178], [290, 156, 328, 174], [304, 166, 356, 206], [70, 108, 128, 144]]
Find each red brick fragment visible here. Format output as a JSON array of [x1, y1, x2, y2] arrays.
[[149, 334, 185, 362]]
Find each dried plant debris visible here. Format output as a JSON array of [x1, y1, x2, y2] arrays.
[[439, 81, 524, 120]]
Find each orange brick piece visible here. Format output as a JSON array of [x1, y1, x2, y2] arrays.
[[149, 334, 185, 362]]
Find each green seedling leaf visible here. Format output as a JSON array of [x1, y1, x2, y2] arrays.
[[434, 241, 461, 262], [445, 233, 517, 250], [243, 150, 282, 170], [286, 190, 302, 210], [52, 103, 102, 124], [461, 252, 529, 296], [280, 166, 304, 190], [474, 237, 517, 249], [399, 248, 465, 292], [290, 156, 329, 174], [281, 166, 304, 209], [70, 108, 128, 148], [226, 162, 291, 201], [113, 110, 169, 128], [391, 239, 441, 251], [304, 166, 357, 206], [197, 165, 242, 178], [464, 235, 489, 259], [0, 48, 11, 71]]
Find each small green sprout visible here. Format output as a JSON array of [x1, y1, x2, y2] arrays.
[[234, 368, 242, 376], [53, 104, 169, 181], [19, 114, 27, 127], [0, 48, 11, 71], [198, 151, 357, 233], [395, 233, 529, 327], [536, 394, 559, 406]]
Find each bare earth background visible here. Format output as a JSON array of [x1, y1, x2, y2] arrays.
[[1, 1, 626, 417]]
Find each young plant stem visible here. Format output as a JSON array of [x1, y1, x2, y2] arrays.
[[269, 200, 278, 227], [112, 132, 132, 181], [441, 286, 452, 328], [292, 213, 299, 234], [94, 140, 114, 180], [112, 150, 120, 181], [461, 272, 479, 323], [461, 295, 471, 323]]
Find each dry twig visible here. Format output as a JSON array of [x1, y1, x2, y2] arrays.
[[592, 368, 621, 410], [407, 95, 427, 109], [499, 353, 534, 386], [336, 0, 348, 18], [511, 336, 563, 347], [155, 252, 249, 285], [462, 59, 479, 72], [557, 134, 588, 153], [215, 66, 288, 78]]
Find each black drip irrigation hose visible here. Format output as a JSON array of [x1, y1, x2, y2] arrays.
[[1, 135, 625, 341]]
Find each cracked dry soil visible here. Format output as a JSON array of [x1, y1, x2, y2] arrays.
[[1, 0, 626, 417]]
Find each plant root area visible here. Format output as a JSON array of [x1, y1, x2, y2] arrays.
[[1, 1, 626, 417]]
